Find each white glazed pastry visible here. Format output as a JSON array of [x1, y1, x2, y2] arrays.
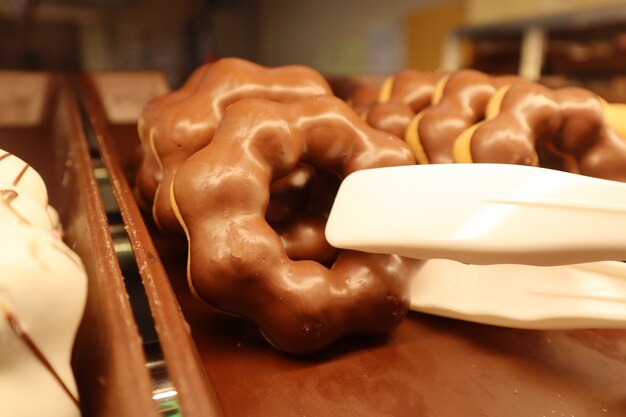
[[0, 149, 48, 207], [0, 201, 87, 416], [0, 183, 53, 231], [0, 148, 62, 235], [46, 204, 63, 238]]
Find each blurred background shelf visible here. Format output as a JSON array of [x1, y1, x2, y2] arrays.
[[447, 3, 626, 100], [5, 1, 626, 101]]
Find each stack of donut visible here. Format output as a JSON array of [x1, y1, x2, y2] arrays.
[[350, 69, 626, 181], [0, 149, 87, 416], [137, 59, 626, 355], [136, 58, 421, 355]]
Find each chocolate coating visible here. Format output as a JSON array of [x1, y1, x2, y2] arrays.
[[367, 102, 416, 139], [172, 95, 419, 354], [347, 83, 382, 116], [366, 71, 444, 137], [389, 70, 445, 112], [469, 83, 562, 166], [469, 83, 626, 181], [554, 87, 626, 181], [150, 58, 332, 234], [417, 71, 519, 163], [134, 64, 211, 209]]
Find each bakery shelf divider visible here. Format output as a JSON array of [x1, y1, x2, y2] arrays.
[[76, 72, 224, 417], [0, 72, 159, 417]]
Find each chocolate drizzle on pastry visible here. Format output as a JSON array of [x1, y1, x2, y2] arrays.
[[1, 305, 79, 407], [0, 151, 31, 186], [12, 164, 29, 187], [0, 189, 30, 225]]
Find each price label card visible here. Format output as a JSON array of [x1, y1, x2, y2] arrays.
[[0, 72, 50, 127], [91, 73, 170, 124]]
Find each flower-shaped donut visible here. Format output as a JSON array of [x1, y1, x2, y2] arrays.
[[453, 82, 626, 181], [147, 58, 332, 233], [171, 95, 420, 354], [135, 63, 211, 209]]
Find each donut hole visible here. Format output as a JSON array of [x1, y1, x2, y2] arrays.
[[265, 163, 314, 226], [266, 165, 341, 267]]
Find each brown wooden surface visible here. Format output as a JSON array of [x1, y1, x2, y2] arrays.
[[0, 72, 159, 417], [79, 71, 626, 417], [78, 72, 225, 417]]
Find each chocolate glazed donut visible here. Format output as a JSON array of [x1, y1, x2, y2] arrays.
[[454, 83, 563, 166], [455, 82, 626, 181], [553, 87, 626, 181], [409, 70, 520, 164], [149, 58, 332, 234], [171, 95, 420, 355], [366, 70, 446, 139], [135, 63, 211, 210]]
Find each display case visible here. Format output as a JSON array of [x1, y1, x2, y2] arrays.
[[77, 71, 626, 417]]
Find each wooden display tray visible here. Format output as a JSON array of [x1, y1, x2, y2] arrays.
[[0, 71, 159, 417], [78, 71, 626, 417]]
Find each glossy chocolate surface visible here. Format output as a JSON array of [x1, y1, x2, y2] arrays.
[[417, 71, 519, 163], [389, 70, 445, 112], [173, 96, 419, 354], [367, 101, 416, 139], [554, 87, 626, 181], [470, 82, 626, 180], [135, 64, 211, 210], [367, 70, 444, 137], [148, 58, 333, 234], [89, 71, 626, 417]]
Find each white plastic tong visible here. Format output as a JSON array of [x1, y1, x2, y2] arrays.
[[326, 164, 626, 328]]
